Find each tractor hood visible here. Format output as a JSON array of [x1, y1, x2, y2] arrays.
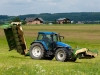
[[56, 42, 71, 48]]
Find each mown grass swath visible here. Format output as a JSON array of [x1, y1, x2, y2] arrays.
[[0, 24, 100, 75]]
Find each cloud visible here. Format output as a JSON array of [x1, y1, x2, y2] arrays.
[[0, 0, 33, 5], [33, 0, 61, 2], [0, 0, 61, 5], [0, 0, 100, 16]]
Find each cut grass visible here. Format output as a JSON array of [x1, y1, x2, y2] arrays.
[[0, 24, 100, 75]]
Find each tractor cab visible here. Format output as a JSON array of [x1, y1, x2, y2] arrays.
[[35, 31, 71, 50], [37, 32, 59, 43], [36, 32, 58, 50]]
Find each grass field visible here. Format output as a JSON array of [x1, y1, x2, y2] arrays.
[[0, 24, 100, 75]]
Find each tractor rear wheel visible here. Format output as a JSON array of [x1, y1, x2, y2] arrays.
[[29, 43, 45, 60], [55, 48, 69, 62]]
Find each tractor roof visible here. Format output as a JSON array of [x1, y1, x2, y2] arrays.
[[38, 31, 57, 35]]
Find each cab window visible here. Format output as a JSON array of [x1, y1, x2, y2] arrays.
[[37, 34, 43, 40], [53, 34, 58, 42]]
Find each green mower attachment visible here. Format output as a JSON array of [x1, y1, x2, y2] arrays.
[[1, 24, 28, 55], [72, 48, 98, 59]]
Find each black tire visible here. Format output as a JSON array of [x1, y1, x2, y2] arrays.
[[29, 43, 45, 60], [55, 48, 69, 62]]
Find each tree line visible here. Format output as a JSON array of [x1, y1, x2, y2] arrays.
[[0, 12, 100, 24]]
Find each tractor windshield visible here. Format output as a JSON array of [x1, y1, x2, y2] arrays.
[[37, 33, 52, 42], [53, 34, 61, 42]]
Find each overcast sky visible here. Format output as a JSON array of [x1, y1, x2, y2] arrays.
[[0, 0, 100, 16]]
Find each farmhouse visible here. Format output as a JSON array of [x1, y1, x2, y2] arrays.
[[56, 18, 71, 24], [25, 17, 44, 25]]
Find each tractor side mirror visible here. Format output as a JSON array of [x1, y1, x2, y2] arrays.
[[60, 36, 64, 39]]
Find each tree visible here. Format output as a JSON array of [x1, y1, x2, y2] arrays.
[[0, 20, 5, 24], [22, 20, 26, 25], [13, 17, 21, 22]]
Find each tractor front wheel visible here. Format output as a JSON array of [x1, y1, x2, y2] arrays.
[[55, 48, 69, 62], [29, 43, 45, 60]]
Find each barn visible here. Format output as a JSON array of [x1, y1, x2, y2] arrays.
[[24, 17, 44, 25], [56, 18, 71, 24]]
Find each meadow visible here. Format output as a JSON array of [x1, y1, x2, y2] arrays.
[[0, 24, 100, 75]]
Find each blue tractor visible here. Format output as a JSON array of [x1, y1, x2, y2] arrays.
[[29, 31, 76, 62]]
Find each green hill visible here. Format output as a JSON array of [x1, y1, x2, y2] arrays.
[[0, 12, 100, 23]]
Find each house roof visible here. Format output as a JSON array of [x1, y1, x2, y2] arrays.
[[25, 17, 44, 22], [37, 18, 44, 22], [25, 18, 33, 22], [57, 18, 70, 21], [57, 18, 66, 21]]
